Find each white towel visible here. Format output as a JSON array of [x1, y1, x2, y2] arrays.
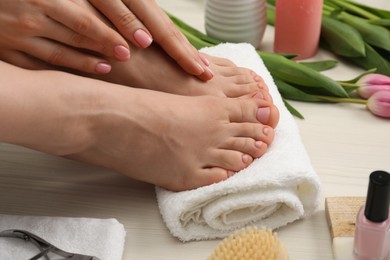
[[0, 214, 126, 260], [156, 43, 322, 242]]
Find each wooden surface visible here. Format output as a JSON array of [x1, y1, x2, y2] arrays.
[[325, 197, 365, 238], [1, 0, 389, 259]]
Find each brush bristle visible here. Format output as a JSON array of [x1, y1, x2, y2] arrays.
[[208, 226, 288, 260]]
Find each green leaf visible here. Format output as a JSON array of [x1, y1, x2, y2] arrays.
[[346, 0, 390, 19], [368, 18, 390, 28], [274, 77, 323, 102], [166, 12, 221, 46], [299, 60, 339, 71], [321, 15, 366, 57], [282, 98, 304, 119], [348, 43, 390, 76], [259, 51, 349, 98], [338, 12, 390, 52]]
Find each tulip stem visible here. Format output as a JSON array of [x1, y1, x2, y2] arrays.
[[315, 95, 367, 104]]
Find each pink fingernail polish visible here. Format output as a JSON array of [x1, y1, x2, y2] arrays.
[[114, 45, 130, 61], [134, 29, 153, 48], [257, 107, 270, 125], [95, 62, 112, 74], [353, 170, 390, 260], [199, 54, 210, 66]]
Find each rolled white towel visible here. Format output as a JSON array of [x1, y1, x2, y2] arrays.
[[156, 43, 322, 242]]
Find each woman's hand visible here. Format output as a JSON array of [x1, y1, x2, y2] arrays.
[[88, 0, 214, 80], [0, 0, 131, 74]]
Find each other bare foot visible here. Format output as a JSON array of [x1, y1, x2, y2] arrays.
[[98, 44, 271, 100]]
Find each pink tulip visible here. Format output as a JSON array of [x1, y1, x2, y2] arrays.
[[367, 91, 390, 118], [357, 73, 390, 99]]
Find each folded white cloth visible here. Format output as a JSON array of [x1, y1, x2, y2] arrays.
[[0, 214, 126, 260], [156, 43, 322, 242]]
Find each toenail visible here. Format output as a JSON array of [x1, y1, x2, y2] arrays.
[[242, 154, 251, 163], [254, 76, 261, 82], [263, 127, 271, 135], [257, 107, 270, 124], [255, 141, 263, 148], [254, 92, 264, 99]]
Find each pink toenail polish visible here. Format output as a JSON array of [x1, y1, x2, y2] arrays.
[[199, 54, 210, 66], [254, 76, 261, 82], [254, 92, 264, 99], [95, 62, 112, 74], [114, 45, 130, 61], [257, 107, 270, 124], [263, 127, 270, 135], [255, 141, 263, 148], [242, 154, 251, 164], [134, 29, 153, 48]]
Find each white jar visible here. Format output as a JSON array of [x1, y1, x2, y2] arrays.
[[205, 0, 267, 49]]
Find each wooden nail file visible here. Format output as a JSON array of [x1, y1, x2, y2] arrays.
[[325, 197, 366, 260]]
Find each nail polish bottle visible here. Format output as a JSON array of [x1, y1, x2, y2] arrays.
[[353, 170, 390, 260]]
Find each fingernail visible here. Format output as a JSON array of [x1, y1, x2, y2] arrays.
[[134, 29, 153, 48], [114, 45, 130, 61], [205, 66, 214, 77], [195, 61, 205, 74], [257, 107, 270, 124], [95, 62, 112, 74], [199, 54, 210, 66]]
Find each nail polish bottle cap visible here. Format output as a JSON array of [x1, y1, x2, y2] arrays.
[[364, 170, 390, 223]]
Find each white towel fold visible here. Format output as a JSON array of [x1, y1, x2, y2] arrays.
[[0, 214, 126, 260], [156, 43, 322, 242]]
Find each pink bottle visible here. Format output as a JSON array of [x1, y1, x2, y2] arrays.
[[274, 0, 323, 60], [353, 171, 390, 260]]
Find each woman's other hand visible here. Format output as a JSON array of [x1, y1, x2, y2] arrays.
[[0, 0, 131, 74]]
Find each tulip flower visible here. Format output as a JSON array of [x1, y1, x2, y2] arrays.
[[367, 91, 390, 118], [356, 74, 390, 99]]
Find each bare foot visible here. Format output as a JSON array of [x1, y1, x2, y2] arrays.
[[97, 44, 271, 100], [0, 60, 278, 191], [68, 83, 277, 191]]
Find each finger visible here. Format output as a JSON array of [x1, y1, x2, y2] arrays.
[[124, 0, 213, 80], [45, 0, 130, 61], [88, 0, 153, 48], [0, 50, 53, 70], [39, 18, 112, 58], [22, 38, 112, 75]]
